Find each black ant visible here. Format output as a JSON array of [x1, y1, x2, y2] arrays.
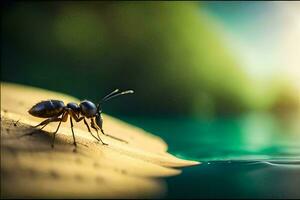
[[27, 89, 134, 148]]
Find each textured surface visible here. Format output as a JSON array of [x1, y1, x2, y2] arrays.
[[0, 82, 199, 198]]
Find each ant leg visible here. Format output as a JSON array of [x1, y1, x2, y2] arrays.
[[34, 118, 50, 128], [51, 112, 68, 148], [91, 117, 108, 137], [83, 118, 99, 141], [51, 118, 62, 148], [90, 120, 101, 141], [51, 112, 68, 147], [21, 116, 62, 138], [92, 117, 106, 136], [34, 118, 56, 130], [91, 118, 128, 144], [90, 120, 123, 144], [84, 118, 107, 145], [67, 110, 106, 145], [70, 117, 77, 147], [69, 110, 84, 123]]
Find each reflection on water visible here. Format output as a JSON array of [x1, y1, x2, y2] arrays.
[[166, 160, 300, 198], [121, 112, 300, 198]]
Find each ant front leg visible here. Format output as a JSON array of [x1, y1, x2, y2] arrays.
[[92, 118, 128, 144], [90, 118, 103, 141], [68, 109, 107, 145], [94, 116, 106, 136], [90, 121, 101, 141], [83, 119, 99, 141], [85, 118, 107, 145]]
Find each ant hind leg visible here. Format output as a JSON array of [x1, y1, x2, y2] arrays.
[[20, 116, 63, 138], [34, 118, 55, 130]]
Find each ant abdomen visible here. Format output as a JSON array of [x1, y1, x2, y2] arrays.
[[28, 100, 65, 118]]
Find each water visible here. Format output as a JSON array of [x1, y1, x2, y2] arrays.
[[166, 160, 300, 199], [120, 112, 300, 198]]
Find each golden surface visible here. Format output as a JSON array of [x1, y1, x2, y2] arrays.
[[0, 82, 199, 198]]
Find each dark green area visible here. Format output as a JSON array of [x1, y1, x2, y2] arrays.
[[166, 160, 300, 199]]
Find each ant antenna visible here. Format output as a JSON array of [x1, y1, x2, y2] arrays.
[[102, 90, 134, 103], [102, 89, 120, 102], [97, 89, 134, 111]]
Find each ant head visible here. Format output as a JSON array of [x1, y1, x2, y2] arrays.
[[96, 89, 134, 113], [95, 113, 102, 129]]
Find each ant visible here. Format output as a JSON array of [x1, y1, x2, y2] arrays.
[[27, 89, 134, 148]]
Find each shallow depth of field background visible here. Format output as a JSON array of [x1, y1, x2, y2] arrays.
[[2, 1, 300, 198]]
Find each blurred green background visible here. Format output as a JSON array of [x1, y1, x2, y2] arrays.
[[1, 1, 300, 198], [2, 1, 299, 117]]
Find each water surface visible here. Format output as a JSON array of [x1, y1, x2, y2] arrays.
[[121, 112, 300, 198]]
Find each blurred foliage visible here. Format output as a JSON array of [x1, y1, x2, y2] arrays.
[[1, 2, 298, 117]]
